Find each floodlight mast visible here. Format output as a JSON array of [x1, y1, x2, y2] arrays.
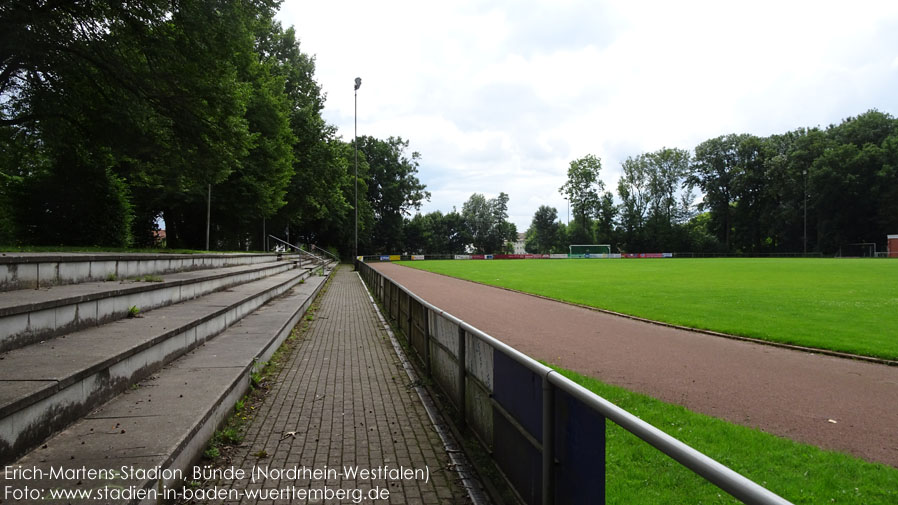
[[354, 77, 362, 265]]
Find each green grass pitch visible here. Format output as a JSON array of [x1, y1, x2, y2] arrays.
[[400, 258, 898, 360], [555, 365, 898, 505], [397, 258, 898, 503]]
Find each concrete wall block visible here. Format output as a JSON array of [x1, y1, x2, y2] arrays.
[[117, 293, 142, 318], [274, 283, 291, 297], [184, 327, 198, 348], [431, 345, 460, 403], [0, 314, 28, 349], [116, 261, 133, 278], [53, 304, 78, 334], [173, 284, 187, 302], [224, 307, 239, 327], [37, 262, 60, 288], [0, 264, 11, 289], [58, 261, 92, 284], [251, 292, 270, 310], [228, 272, 248, 287], [466, 381, 494, 448], [1, 376, 91, 456], [196, 317, 226, 342], [466, 334, 494, 389], [16, 264, 38, 287], [197, 279, 217, 296], [159, 331, 189, 364], [27, 308, 56, 338], [75, 301, 98, 326], [109, 348, 153, 383], [96, 297, 116, 324], [429, 312, 460, 352], [233, 302, 251, 323], [90, 261, 117, 281], [147, 286, 174, 310]]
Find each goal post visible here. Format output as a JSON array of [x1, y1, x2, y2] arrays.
[[569, 244, 611, 258]]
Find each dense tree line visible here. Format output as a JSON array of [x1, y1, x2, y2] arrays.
[[0, 0, 429, 258], [3, 4, 893, 258], [366, 109, 896, 257], [525, 110, 898, 256], [399, 193, 517, 255]]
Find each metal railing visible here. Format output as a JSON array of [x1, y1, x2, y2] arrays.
[[311, 244, 339, 263], [356, 260, 793, 505], [268, 235, 331, 269]]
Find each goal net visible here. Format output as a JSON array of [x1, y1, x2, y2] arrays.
[[569, 244, 611, 257], [840, 242, 877, 258]]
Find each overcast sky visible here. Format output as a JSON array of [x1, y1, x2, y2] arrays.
[[276, 0, 898, 231]]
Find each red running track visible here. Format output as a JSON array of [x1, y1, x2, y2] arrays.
[[372, 262, 898, 467]]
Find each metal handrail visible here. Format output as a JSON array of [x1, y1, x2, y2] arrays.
[[311, 244, 339, 263], [357, 261, 793, 505], [268, 235, 328, 267]]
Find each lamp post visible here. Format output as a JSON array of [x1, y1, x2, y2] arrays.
[[803, 169, 807, 255], [206, 183, 211, 250], [354, 77, 362, 264]]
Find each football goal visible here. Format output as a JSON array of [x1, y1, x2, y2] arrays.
[[569, 244, 611, 257]]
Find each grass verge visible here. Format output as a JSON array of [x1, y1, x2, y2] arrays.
[[552, 365, 898, 505], [401, 258, 898, 360]]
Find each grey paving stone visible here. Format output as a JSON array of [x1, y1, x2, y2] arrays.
[[213, 266, 469, 505]]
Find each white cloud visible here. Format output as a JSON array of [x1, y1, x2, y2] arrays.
[[277, 0, 898, 230]]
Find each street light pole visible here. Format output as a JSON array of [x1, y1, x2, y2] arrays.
[[206, 183, 211, 250], [803, 169, 807, 255], [354, 77, 362, 264]]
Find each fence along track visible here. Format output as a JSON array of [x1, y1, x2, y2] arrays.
[[357, 260, 793, 505]]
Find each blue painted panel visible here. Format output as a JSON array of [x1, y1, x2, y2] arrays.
[[493, 404, 542, 505], [493, 350, 542, 441], [554, 387, 606, 505]]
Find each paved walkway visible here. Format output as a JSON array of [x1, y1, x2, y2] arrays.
[[207, 266, 469, 504]]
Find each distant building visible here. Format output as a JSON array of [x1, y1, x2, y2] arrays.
[[153, 229, 166, 246], [511, 232, 526, 254], [889, 234, 898, 258]]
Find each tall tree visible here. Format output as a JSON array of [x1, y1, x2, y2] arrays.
[[358, 136, 430, 253], [812, 110, 898, 253], [462, 193, 516, 254], [525, 205, 563, 254], [0, 0, 282, 248], [688, 134, 748, 251], [421, 210, 470, 255], [259, 22, 359, 254], [729, 135, 770, 252], [559, 154, 604, 244], [617, 154, 651, 251], [647, 147, 692, 228], [595, 192, 618, 248]]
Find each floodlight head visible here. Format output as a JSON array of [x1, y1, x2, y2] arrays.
[[354, 77, 362, 90]]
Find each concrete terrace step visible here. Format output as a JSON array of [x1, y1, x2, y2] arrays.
[[1, 271, 330, 504], [0, 267, 321, 464], [0, 259, 303, 353], [0, 252, 288, 292]]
